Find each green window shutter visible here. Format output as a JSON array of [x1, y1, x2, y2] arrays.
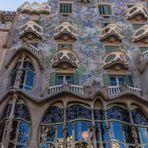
[[123, 75, 133, 86], [140, 47, 147, 53], [105, 45, 119, 53], [49, 72, 56, 86], [73, 72, 80, 85], [133, 24, 143, 30], [103, 74, 110, 86]]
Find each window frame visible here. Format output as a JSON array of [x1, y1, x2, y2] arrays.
[[98, 3, 113, 17], [103, 44, 121, 53], [56, 42, 74, 51], [59, 1, 73, 15]]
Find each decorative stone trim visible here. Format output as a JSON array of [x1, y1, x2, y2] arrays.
[[51, 48, 79, 69], [126, 4, 148, 21], [102, 50, 128, 70], [132, 25, 148, 43], [19, 20, 43, 40], [54, 22, 77, 41], [99, 24, 123, 42], [18, 2, 51, 15]]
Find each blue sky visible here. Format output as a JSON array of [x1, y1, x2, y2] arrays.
[[0, 0, 47, 11]]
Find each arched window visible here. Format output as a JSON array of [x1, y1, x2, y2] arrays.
[[40, 103, 64, 148], [107, 105, 134, 148], [0, 99, 31, 147], [132, 108, 148, 147], [66, 104, 92, 148], [9, 57, 35, 90]]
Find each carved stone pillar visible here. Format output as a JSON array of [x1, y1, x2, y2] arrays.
[[2, 94, 18, 148], [104, 108, 112, 148], [14, 54, 25, 89], [91, 108, 97, 148], [63, 106, 67, 148], [128, 108, 139, 148]]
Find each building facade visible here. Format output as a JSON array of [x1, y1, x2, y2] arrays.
[[0, 0, 148, 148]]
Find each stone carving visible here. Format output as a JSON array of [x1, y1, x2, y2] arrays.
[[18, 2, 51, 14], [132, 25, 148, 43], [19, 21, 43, 39], [54, 22, 77, 40], [126, 4, 148, 20], [51, 48, 79, 69], [103, 50, 128, 70], [99, 24, 123, 42]]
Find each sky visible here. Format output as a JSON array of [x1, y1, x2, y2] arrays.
[[0, 0, 47, 11]]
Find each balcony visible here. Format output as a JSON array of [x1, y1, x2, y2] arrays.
[[19, 21, 43, 40], [51, 48, 79, 69], [102, 50, 128, 70], [19, 42, 40, 56], [126, 4, 148, 21], [18, 2, 51, 15], [48, 84, 84, 95], [132, 25, 148, 43], [100, 24, 123, 43], [108, 85, 141, 96], [54, 22, 77, 41]]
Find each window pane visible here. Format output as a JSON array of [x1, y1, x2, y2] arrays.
[[110, 77, 117, 86], [74, 121, 91, 141], [17, 121, 30, 143], [110, 122, 124, 142], [10, 120, 18, 141], [57, 76, 64, 85], [139, 127, 148, 143], [101, 122, 108, 142], [57, 124, 64, 142]]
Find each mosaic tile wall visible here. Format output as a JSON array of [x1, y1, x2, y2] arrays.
[[12, 0, 147, 86]]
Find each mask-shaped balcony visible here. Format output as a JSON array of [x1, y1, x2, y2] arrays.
[[100, 24, 123, 43], [54, 22, 77, 41], [18, 2, 51, 15], [103, 50, 128, 70], [132, 25, 148, 43], [126, 4, 148, 21], [51, 48, 79, 69], [19, 21, 43, 40]]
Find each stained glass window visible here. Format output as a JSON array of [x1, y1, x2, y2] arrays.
[[9, 57, 35, 90], [107, 106, 130, 123], [66, 104, 92, 121]]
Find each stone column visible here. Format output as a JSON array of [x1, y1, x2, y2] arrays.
[[91, 108, 97, 148], [63, 106, 67, 148], [104, 107, 112, 148], [2, 93, 17, 148], [14, 54, 25, 89], [128, 107, 139, 148]]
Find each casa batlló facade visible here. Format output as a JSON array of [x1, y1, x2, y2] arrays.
[[0, 0, 148, 148]]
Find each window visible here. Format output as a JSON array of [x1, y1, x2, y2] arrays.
[[133, 24, 144, 30], [59, 3, 72, 14], [40, 103, 64, 148], [98, 4, 112, 16], [9, 57, 35, 90], [139, 47, 148, 53], [57, 75, 73, 85], [49, 72, 79, 86], [58, 43, 73, 50], [109, 75, 133, 86], [104, 45, 120, 53], [0, 99, 31, 147]]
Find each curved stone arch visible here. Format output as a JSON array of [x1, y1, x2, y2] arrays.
[[5, 47, 44, 70], [67, 101, 91, 109], [106, 102, 128, 110], [130, 103, 148, 118], [0, 96, 31, 147], [40, 101, 64, 124]]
